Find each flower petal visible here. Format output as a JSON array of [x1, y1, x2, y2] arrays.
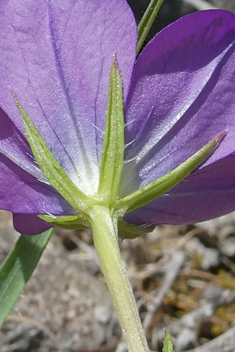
[[0, 153, 72, 215], [0, 0, 137, 195], [125, 154, 235, 225], [122, 10, 235, 195], [0, 108, 46, 182], [13, 214, 52, 235]]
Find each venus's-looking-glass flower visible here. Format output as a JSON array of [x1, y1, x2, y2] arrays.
[[0, 0, 235, 235]]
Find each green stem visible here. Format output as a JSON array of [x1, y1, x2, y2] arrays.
[[137, 0, 165, 55], [89, 205, 149, 352]]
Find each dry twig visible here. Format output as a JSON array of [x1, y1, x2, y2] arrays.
[[7, 315, 65, 352], [143, 251, 185, 333], [137, 228, 202, 280], [171, 287, 235, 335], [153, 287, 235, 351], [186, 324, 235, 352]]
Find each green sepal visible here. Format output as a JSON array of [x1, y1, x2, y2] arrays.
[[39, 214, 90, 230], [0, 228, 53, 328], [12, 92, 90, 214], [116, 132, 226, 214], [163, 332, 174, 352], [118, 220, 154, 239], [39, 215, 154, 239], [98, 57, 125, 205], [40, 215, 154, 239]]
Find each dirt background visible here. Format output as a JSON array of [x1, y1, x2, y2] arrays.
[[1, 1, 235, 351]]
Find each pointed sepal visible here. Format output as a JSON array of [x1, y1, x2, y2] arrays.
[[116, 132, 226, 213], [118, 220, 154, 239], [12, 91, 90, 214], [98, 57, 125, 205], [39, 214, 90, 230]]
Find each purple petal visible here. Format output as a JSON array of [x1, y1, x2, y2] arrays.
[[0, 0, 137, 196], [13, 214, 52, 235], [125, 154, 235, 225], [0, 108, 46, 182], [0, 153, 73, 215], [122, 10, 235, 195]]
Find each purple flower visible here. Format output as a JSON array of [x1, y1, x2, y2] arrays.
[[0, 0, 235, 235]]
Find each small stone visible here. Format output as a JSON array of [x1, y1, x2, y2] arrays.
[[94, 306, 112, 324]]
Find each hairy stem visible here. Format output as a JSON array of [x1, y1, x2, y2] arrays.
[[90, 205, 149, 352]]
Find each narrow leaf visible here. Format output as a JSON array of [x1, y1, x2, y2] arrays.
[[163, 332, 174, 352], [0, 229, 53, 327], [137, 0, 165, 54], [98, 57, 125, 205], [116, 132, 226, 213], [12, 92, 90, 214]]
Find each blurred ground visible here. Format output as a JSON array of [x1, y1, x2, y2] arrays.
[[1, 209, 235, 352], [1, 0, 235, 351]]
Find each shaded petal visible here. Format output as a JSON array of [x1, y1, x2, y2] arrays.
[[125, 154, 235, 225], [0, 0, 137, 195], [122, 10, 235, 195], [0, 153, 73, 215], [13, 214, 52, 235], [0, 107, 47, 182]]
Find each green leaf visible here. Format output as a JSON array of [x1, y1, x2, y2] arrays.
[[137, 0, 165, 54], [12, 92, 90, 214], [39, 214, 90, 230], [163, 332, 174, 352], [118, 220, 154, 239], [98, 57, 125, 205], [116, 132, 226, 213], [0, 228, 53, 327]]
